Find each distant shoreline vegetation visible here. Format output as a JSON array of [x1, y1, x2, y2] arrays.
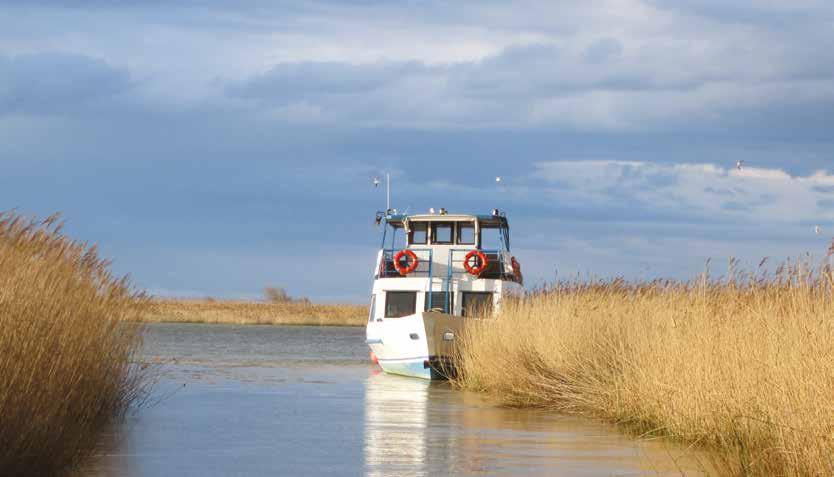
[[453, 260, 834, 476], [139, 295, 367, 327], [263, 286, 311, 305]]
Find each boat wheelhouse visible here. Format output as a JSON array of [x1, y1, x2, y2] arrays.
[[366, 210, 524, 379]]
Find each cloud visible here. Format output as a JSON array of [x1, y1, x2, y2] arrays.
[[818, 199, 834, 210], [532, 161, 834, 225], [0, 53, 133, 115], [584, 38, 624, 64], [226, 60, 425, 103], [647, 0, 834, 27], [220, 32, 834, 130], [4, 1, 834, 131]]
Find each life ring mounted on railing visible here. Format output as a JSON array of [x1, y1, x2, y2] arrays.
[[463, 250, 489, 276], [393, 249, 419, 276], [511, 256, 523, 285]]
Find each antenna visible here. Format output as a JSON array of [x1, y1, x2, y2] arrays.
[[373, 173, 393, 213]]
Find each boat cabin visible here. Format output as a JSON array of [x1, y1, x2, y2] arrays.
[[371, 210, 523, 318]]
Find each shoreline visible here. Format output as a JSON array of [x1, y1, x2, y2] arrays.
[[136, 299, 368, 327]]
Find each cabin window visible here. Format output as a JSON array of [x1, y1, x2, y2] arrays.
[[368, 295, 376, 322], [480, 226, 503, 251], [431, 222, 454, 244], [391, 226, 406, 250], [384, 223, 406, 251], [385, 291, 417, 318], [457, 223, 476, 245], [461, 292, 493, 317], [409, 222, 428, 245], [424, 291, 453, 314]]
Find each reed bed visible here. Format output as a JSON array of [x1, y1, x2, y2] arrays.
[[0, 212, 148, 476], [455, 262, 834, 476], [140, 299, 367, 326]]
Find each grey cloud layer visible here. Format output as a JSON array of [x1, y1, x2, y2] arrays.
[[0, 53, 133, 115], [226, 61, 426, 102], [220, 7, 834, 130], [4, 1, 834, 131]]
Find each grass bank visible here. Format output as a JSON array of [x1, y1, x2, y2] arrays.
[[0, 212, 148, 476], [140, 299, 367, 326], [455, 266, 834, 476]]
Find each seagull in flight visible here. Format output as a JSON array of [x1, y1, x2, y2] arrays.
[[736, 160, 744, 171], [372, 176, 380, 188], [816, 225, 822, 235], [495, 176, 502, 183]]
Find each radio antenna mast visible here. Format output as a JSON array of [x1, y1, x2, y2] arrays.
[[386, 173, 391, 212]]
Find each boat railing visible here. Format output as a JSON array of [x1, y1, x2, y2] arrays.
[[376, 248, 515, 281], [375, 247, 517, 314], [445, 249, 508, 281], [377, 248, 434, 279]]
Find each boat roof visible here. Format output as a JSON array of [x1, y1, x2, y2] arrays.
[[385, 213, 508, 227]]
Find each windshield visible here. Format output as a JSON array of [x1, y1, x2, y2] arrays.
[[480, 224, 509, 251], [381, 222, 406, 250]]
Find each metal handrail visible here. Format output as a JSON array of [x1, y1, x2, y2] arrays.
[[377, 248, 434, 278], [374, 247, 512, 315], [445, 249, 506, 307]]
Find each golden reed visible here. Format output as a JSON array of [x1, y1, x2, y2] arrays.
[[455, 261, 834, 476], [140, 299, 367, 326], [0, 212, 148, 476]]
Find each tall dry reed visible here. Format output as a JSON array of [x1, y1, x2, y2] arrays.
[[455, 262, 834, 476], [0, 212, 148, 476]]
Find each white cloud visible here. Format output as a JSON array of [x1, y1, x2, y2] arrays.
[[533, 160, 834, 223]]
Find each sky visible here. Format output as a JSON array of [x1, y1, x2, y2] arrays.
[[1, 0, 834, 302]]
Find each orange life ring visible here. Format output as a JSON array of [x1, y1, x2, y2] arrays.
[[511, 256, 523, 284], [463, 250, 489, 276], [393, 249, 419, 275]]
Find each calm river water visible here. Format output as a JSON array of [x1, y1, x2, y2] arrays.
[[84, 324, 710, 476]]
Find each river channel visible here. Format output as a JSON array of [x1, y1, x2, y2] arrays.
[[83, 323, 710, 476]]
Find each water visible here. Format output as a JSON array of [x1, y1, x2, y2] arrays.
[[84, 324, 710, 476]]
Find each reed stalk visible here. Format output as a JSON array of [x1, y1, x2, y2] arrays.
[[0, 212, 149, 476], [454, 262, 834, 476]]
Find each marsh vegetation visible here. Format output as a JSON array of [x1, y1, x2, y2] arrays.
[[0, 212, 148, 476], [141, 299, 367, 326], [455, 261, 834, 476]]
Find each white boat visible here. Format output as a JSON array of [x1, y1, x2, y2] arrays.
[[365, 209, 524, 380]]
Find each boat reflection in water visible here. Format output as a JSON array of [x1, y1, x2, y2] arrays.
[[364, 372, 433, 475], [80, 324, 711, 476], [363, 371, 712, 476]]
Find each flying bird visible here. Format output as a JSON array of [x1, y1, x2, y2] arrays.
[[736, 160, 744, 171], [372, 176, 380, 188], [815, 225, 822, 235], [495, 176, 502, 183]]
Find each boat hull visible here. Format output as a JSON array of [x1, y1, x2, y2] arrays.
[[367, 311, 465, 380], [377, 356, 433, 380]]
